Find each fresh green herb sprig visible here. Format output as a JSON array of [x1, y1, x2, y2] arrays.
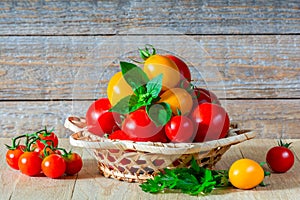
[[140, 158, 230, 196]]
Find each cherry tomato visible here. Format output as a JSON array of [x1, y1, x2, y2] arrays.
[[63, 152, 83, 175], [195, 88, 221, 105], [107, 71, 133, 106], [38, 146, 61, 158], [6, 145, 25, 170], [266, 141, 294, 173], [144, 54, 180, 91], [158, 88, 194, 115], [165, 116, 195, 143], [192, 103, 230, 142], [109, 129, 168, 143], [42, 154, 66, 178], [18, 151, 43, 176], [165, 54, 191, 82], [122, 109, 163, 141], [86, 98, 121, 136], [109, 130, 132, 141], [35, 130, 59, 151], [193, 87, 212, 105], [229, 158, 265, 190]]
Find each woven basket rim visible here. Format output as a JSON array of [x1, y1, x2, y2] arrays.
[[65, 116, 256, 154]]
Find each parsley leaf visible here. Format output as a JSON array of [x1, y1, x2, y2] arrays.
[[140, 157, 230, 196]]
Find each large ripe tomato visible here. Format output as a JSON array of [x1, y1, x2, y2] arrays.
[[158, 88, 194, 115], [165, 116, 195, 143], [165, 54, 191, 82], [143, 54, 180, 91], [86, 98, 121, 136], [63, 152, 83, 175], [266, 141, 294, 173], [192, 103, 230, 142], [122, 109, 164, 141], [42, 154, 66, 179], [6, 145, 25, 170], [107, 71, 133, 106], [229, 158, 265, 190], [18, 151, 43, 176]]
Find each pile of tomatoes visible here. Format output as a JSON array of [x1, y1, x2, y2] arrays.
[[5, 127, 83, 179], [85, 45, 230, 143]]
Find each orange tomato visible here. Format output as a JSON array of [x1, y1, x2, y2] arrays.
[[229, 159, 265, 190], [143, 54, 180, 91], [107, 72, 133, 106], [158, 88, 193, 115]]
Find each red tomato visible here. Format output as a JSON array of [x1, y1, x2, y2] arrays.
[[192, 103, 230, 142], [39, 146, 61, 158], [18, 151, 43, 176], [42, 154, 66, 178], [165, 116, 195, 143], [196, 88, 221, 105], [109, 129, 168, 143], [36, 130, 59, 151], [266, 142, 294, 173], [122, 109, 164, 141], [63, 152, 83, 175], [193, 87, 213, 105], [86, 98, 121, 136], [165, 54, 191, 82], [6, 145, 25, 170], [109, 130, 132, 141]]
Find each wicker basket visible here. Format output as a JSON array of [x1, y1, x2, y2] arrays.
[[65, 116, 256, 183]]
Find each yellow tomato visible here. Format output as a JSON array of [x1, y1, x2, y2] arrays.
[[143, 55, 180, 91], [229, 159, 265, 190], [158, 88, 193, 115], [107, 72, 133, 106]]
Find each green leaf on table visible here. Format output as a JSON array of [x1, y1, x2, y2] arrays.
[[146, 102, 172, 126], [139, 157, 231, 196], [120, 61, 149, 95]]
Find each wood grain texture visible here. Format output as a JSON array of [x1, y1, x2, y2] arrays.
[[1, 138, 300, 199], [0, 0, 299, 35], [1, 35, 299, 100], [0, 100, 299, 139]]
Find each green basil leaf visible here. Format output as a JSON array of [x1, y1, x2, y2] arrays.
[[146, 74, 163, 98], [120, 61, 149, 94], [110, 95, 139, 114], [146, 102, 172, 126]]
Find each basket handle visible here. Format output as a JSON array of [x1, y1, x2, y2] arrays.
[[64, 116, 87, 133]]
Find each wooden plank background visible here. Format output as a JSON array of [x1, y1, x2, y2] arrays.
[[0, 1, 299, 138]]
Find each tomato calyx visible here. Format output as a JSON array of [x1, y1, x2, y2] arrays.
[[139, 44, 156, 61], [35, 126, 54, 137], [278, 140, 292, 149]]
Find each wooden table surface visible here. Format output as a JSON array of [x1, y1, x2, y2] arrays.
[[1, 138, 299, 200]]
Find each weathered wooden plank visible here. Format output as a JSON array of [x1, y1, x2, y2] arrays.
[[1, 35, 299, 99], [0, 100, 299, 138], [0, 0, 299, 35]]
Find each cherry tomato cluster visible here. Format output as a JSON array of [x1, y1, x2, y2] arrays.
[[5, 127, 83, 178], [86, 44, 230, 143]]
